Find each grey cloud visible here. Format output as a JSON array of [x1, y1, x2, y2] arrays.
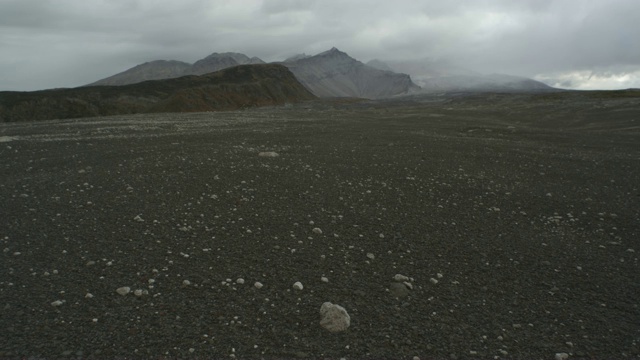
[[1, 0, 639, 90]]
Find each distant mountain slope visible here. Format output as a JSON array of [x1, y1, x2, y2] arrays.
[[88, 52, 266, 86], [1, 64, 315, 122], [283, 48, 420, 99], [371, 59, 554, 92], [87, 60, 193, 86], [190, 52, 265, 75]]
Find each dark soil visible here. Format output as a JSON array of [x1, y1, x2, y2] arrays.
[[1, 93, 639, 359]]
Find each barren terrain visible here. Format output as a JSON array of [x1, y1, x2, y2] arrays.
[[1, 92, 639, 359]]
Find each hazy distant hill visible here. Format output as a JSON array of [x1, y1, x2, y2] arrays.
[[419, 73, 554, 92], [87, 60, 193, 86], [190, 52, 265, 75], [1, 64, 315, 122], [282, 48, 420, 99], [369, 59, 554, 92], [88, 53, 266, 86]]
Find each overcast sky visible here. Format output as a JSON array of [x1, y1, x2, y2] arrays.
[[1, 0, 639, 91]]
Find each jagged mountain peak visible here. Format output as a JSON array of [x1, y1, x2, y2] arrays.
[[316, 47, 350, 58]]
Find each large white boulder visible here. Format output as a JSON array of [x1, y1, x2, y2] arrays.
[[319, 302, 350, 333]]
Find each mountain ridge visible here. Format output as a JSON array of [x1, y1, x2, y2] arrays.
[[88, 48, 420, 99]]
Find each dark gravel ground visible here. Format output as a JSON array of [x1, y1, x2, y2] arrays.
[[1, 93, 639, 359]]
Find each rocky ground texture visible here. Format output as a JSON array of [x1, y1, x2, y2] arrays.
[[1, 92, 639, 359]]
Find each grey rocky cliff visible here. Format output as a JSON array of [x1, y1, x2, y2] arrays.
[[283, 48, 420, 99]]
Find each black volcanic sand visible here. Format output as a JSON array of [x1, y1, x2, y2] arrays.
[[1, 93, 639, 359]]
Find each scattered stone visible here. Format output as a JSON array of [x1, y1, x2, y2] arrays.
[[321, 276, 329, 283], [182, 280, 191, 286], [116, 287, 131, 296], [236, 278, 245, 285], [555, 353, 569, 360], [403, 281, 414, 290], [254, 282, 263, 289], [134, 289, 147, 297], [51, 300, 64, 307], [430, 278, 439, 285], [258, 151, 279, 158], [394, 274, 409, 282], [366, 253, 375, 260], [133, 215, 144, 222], [85, 293, 94, 299], [312, 227, 323, 234], [85, 261, 96, 266], [319, 302, 351, 333], [293, 281, 304, 290]]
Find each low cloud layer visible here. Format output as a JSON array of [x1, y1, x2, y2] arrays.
[[1, 0, 639, 91]]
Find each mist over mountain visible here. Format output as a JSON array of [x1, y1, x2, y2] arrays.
[[368, 59, 553, 93], [87, 47, 554, 98]]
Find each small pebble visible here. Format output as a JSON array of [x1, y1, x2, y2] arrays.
[[182, 280, 191, 286], [51, 300, 64, 307], [394, 274, 409, 282], [321, 276, 329, 283], [236, 278, 245, 285], [430, 278, 439, 284], [312, 227, 323, 234], [254, 282, 263, 289], [116, 287, 131, 296], [293, 281, 304, 290]]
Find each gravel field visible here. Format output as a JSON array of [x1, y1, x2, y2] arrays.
[[1, 94, 639, 359]]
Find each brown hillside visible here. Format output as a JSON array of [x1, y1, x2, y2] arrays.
[[0, 64, 315, 122]]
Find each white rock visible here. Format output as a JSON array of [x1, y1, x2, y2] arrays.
[[258, 151, 279, 158], [319, 302, 351, 332], [393, 274, 409, 282], [182, 280, 191, 286], [51, 300, 64, 307], [254, 282, 263, 289], [312, 227, 323, 234], [321, 276, 329, 283], [403, 281, 414, 290], [293, 281, 304, 290], [85, 293, 94, 299], [116, 286, 131, 296], [555, 353, 569, 360], [134, 289, 144, 297], [430, 278, 439, 285], [236, 278, 245, 284], [134, 215, 144, 222], [366, 253, 375, 260]]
